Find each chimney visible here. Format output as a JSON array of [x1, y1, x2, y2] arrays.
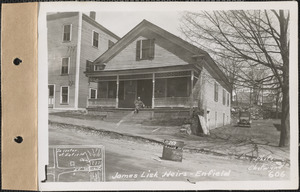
[[89, 11, 96, 20]]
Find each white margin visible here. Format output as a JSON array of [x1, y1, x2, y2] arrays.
[[38, 1, 298, 191]]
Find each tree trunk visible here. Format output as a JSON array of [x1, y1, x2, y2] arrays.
[[278, 10, 290, 147], [275, 92, 279, 119], [279, 85, 289, 147]]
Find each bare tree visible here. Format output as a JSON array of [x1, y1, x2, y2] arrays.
[[180, 10, 289, 147]]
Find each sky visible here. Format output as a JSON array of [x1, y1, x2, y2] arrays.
[[93, 11, 184, 38]]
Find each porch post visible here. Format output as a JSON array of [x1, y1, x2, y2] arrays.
[[190, 70, 194, 107], [191, 70, 194, 92], [152, 73, 155, 109], [116, 75, 119, 108]]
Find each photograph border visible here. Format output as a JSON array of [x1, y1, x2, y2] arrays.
[[38, 2, 298, 191]]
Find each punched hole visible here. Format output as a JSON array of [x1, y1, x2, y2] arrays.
[[14, 136, 23, 144], [13, 58, 22, 65]]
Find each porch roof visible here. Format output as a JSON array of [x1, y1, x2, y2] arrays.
[[85, 64, 200, 77]]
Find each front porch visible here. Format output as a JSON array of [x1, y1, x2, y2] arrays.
[[87, 67, 200, 109], [88, 97, 196, 108]]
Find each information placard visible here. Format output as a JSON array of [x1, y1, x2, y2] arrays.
[[47, 145, 105, 182]]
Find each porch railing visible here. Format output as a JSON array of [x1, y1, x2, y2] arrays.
[[154, 97, 196, 108], [88, 98, 116, 107]]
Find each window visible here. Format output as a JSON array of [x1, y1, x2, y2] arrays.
[[167, 77, 189, 97], [108, 40, 114, 49], [214, 82, 218, 102], [155, 79, 167, 98], [223, 89, 226, 105], [61, 57, 69, 75], [136, 39, 155, 61], [92, 31, 99, 48], [86, 60, 93, 72], [97, 81, 116, 98], [90, 89, 97, 99], [63, 24, 71, 42], [108, 81, 117, 98], [94, 65, 105, 71], [98, 82, 108, 98], [227, 93, 230, 106], [48, 85, 54, 97], [61, 86, 69, 104]]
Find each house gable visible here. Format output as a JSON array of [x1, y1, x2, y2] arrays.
[[104, 36, 188, 71]]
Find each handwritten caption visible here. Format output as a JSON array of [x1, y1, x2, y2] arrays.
[[247, 155, 289, 178], [111, 169, 231, 180]]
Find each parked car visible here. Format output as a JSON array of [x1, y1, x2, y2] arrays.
[[237, 111, 251, 127]]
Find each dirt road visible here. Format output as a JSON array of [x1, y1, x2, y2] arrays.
[[48, 123, 290, 182]]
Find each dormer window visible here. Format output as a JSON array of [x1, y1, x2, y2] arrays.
[[136, 39, 155, 61]]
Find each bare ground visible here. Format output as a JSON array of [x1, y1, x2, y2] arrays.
[[47, 114, 290, 182]]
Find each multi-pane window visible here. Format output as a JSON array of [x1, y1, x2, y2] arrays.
[[63, 24, 71, 42], [223, 89, 226, 105], [136, 39, 155, 61], [61, 87, 69, 104], [61, 58, 69, 75], [214, 82, 218, 102], [90, 89, 97, 99], [92, 31, 99, 48]]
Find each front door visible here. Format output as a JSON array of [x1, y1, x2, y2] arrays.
[[137, 79, 152, 108], [118, 80, 137, 108], [48, 85, 54, 108]]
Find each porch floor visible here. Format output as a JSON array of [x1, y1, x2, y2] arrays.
[[87, 107, 192, 112]]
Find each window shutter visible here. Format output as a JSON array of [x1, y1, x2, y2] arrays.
[[136, 40, 141, 61], [149, 39, 155, 59], [214, 82, 218, 102]]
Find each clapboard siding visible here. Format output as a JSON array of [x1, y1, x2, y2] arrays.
[[48, 14, 79, 108], [105, 36, 188, 71], [199, 68, 231, 129], [77, 18, 119, 108], [48, 13, 119, 109]]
